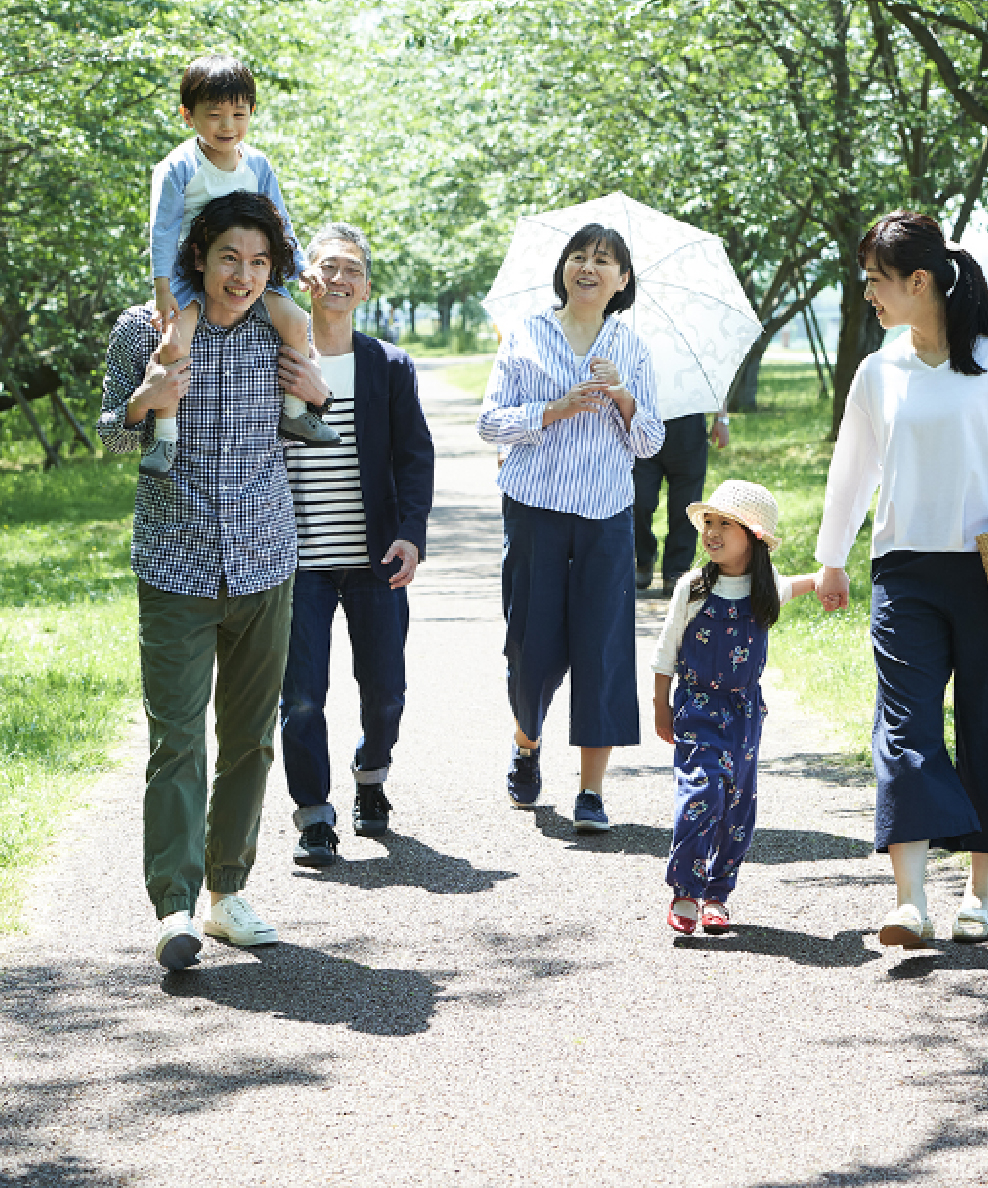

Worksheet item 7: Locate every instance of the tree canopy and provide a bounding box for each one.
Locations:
[3,0,987,459]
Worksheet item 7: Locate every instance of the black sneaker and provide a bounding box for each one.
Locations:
[353,784,392,837]
[293,821,339,867]
[635,564,654,591]
[507,741,541,808]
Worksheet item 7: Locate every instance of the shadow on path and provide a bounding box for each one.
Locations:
[673,924,881,968]
[531,805,872,863]
[292,831,517,895]
[163,940,446,1036]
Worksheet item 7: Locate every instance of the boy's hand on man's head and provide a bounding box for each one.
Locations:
[299,268,327,299]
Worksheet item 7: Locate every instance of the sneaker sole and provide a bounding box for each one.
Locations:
[203,922,278,947]
[878,923,932,949]
[574,819,610,833]
[293,849,337,868]
[507,792,539,809]
[353,821,388,837]
[280,428,342,446]
[156,932,202,971]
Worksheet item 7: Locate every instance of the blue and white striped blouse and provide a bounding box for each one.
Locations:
[477,308,665,519]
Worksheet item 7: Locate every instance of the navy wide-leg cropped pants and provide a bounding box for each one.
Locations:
[871,551,988,853]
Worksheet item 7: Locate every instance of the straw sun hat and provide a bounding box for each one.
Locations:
[686,480,781,551]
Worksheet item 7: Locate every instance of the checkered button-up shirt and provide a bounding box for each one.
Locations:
[98,304,297,597]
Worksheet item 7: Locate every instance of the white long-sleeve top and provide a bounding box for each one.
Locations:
[476,309,665,519]
[650,569,794,677]
[815,334,988,567]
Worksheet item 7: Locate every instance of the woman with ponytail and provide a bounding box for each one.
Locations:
[816,210,988,948]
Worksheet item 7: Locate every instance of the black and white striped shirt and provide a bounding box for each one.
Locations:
[286,352,371,569]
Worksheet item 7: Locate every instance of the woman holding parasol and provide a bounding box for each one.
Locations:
[477,223,664,831]
[816,210,988,946]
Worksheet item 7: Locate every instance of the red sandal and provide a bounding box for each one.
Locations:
[701,901,730,934]
[668,895,700,935]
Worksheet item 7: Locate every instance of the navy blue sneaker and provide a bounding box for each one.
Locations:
[353,784,392,837]
[507,742,541,808]
[294,821,339,867]
[573,790,610,833]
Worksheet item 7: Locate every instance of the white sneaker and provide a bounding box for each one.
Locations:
[878,904,934,949]
[155,910,203,971]
[203,896,278,947]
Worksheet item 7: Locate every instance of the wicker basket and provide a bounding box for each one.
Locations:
[978,533,988,579]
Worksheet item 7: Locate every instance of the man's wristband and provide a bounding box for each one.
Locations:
[714,414,729,425]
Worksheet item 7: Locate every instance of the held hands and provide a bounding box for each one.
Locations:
[382,539,419,588]
[815,566,850,612]
[125,347,192,425]
[278,344,332,407]
[654,699,674,745]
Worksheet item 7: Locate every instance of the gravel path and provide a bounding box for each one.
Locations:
[3,363,988,1188]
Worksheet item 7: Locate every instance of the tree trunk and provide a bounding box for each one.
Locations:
[726,336,768,412]
[409,301,417,334]
[438,293,454,334]
[831,269,885,439]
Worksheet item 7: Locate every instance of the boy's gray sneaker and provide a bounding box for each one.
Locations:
[574,790,610,833]
[139,439,177,477]
[279,408,341,446]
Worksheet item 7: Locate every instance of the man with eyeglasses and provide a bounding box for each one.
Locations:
[276,221,434,864]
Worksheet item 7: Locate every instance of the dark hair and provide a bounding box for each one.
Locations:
[175,192,297,293]
[688,532,780,630]
[180,54,256,112]
[552,223,636,316]
[858,209,988,375]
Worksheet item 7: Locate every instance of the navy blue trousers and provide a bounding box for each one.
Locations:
[632,413,707,581]
[280,567,408,819]
[502,496,639,748]
[871,551,988,852]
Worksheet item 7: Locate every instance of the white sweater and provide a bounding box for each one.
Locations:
[650,569,794,677]
[815,334,988,567]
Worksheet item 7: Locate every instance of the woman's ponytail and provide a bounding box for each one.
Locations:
[944,247,988,375]
[859,210,988,375]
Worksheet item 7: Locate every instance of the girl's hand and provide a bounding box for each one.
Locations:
[654,700,674,744]
[815,566,849,612]
[543,380,610,426]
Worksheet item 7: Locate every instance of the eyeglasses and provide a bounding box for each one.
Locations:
[316,260,366,280]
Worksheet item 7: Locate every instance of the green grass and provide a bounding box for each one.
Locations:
[0,453,142,931]
[442,358,933,766]
[441,360,496,397]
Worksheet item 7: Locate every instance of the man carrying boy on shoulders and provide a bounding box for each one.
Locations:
[98,191,330,970]
[276,222,434,865]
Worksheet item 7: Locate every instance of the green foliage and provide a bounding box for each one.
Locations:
[0,453,141,930]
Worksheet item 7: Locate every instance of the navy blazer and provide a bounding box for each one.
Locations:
[351,332,435,583]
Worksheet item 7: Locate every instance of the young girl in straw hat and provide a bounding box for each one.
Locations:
[652,479,825,934]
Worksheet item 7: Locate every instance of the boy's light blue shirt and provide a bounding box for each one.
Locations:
[150,137,306,307]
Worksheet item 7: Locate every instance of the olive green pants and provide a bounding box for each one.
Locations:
[138,577,293,919]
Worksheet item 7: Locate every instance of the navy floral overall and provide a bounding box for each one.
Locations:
[666,591,769,903]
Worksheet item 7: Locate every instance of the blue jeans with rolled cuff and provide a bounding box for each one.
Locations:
[280,566,408,828]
